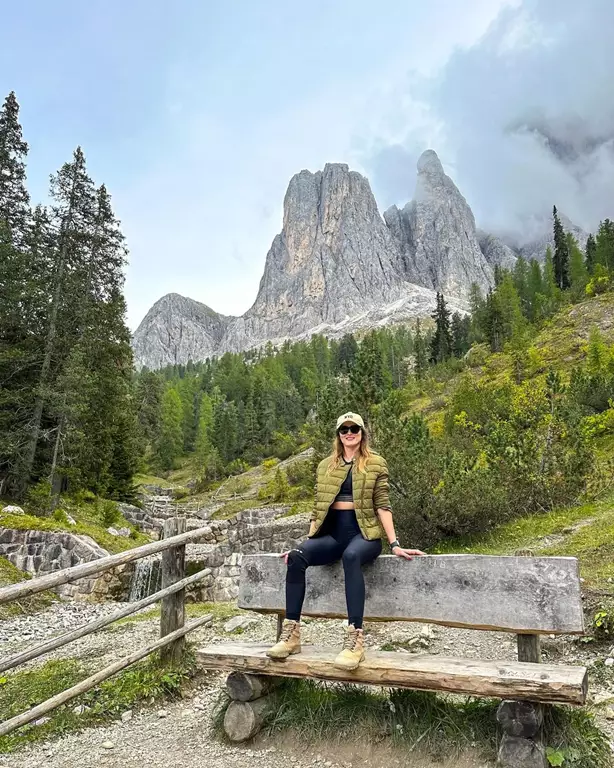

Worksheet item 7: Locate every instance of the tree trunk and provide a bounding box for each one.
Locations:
[225,672,274,702]
[223,697,271,742]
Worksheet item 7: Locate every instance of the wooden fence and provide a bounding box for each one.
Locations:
[0,517,212,737]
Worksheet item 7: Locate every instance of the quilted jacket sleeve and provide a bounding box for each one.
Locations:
[373,456,391,511]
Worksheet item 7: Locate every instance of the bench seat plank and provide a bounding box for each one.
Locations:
[197,642,588,706]
[239,554,585,635]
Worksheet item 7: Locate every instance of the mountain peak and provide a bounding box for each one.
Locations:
[417,149,445,177]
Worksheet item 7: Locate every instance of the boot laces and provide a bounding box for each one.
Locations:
[344,627,359,650]
[279,622,296,642]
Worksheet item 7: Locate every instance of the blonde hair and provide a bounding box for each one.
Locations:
[327,427,372,474]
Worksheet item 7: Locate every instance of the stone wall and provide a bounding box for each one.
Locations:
[0,528,120,598]
[184,509,309,603]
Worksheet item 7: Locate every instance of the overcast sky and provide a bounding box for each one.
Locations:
[2,0,613,329]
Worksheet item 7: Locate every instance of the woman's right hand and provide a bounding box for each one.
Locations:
[280,551,290,564]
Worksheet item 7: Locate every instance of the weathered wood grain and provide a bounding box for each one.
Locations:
[238,554,584,634]
[160,518,186,664]
[226,671,274,701]
[197,643,588,705]
[223,697,271,742]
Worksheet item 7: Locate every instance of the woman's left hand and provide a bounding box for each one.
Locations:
[392,546,426,560]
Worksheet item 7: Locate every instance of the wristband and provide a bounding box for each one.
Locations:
[390,539,400,550]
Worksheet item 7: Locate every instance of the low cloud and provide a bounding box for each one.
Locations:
[363,0,614,238]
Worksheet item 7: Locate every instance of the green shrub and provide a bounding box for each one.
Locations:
[286,458,313,488]
[99,499,120,528]
[271,432,297,460]
[258,467,290,502]
[52,509,69,524]
[262,457,280,472]
[226,458,249,476]
[25,480,52,516]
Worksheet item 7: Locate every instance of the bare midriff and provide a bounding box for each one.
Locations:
[329,501,355,510]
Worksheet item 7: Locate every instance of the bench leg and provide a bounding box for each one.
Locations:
[496,701,547,768]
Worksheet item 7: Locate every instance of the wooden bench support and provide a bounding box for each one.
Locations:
[223,671,276,742]
[495,550,548,767]
[198,643,587,706]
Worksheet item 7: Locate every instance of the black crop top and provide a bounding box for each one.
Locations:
[334,460,353,503]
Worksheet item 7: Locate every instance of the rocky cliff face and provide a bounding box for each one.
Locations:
[477,230,518,271]
[132,293,234,370]
[385,150,493,300]
[512,213,589,263]
[139,150,593,367]
[219,164,410,352]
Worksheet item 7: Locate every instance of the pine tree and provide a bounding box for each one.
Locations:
[17,147,96,495]
[349,331,391,423]
[451,313,470,357]
[512,256,531,317]
[413,319,428,379]
[527,259,543,320]
[595,219,614,271]
[0,92,30,245]
[496,272,525,342]
[429,293,453,364]
[585,233,597,274]
[567,232,588,298]
[552,206,570,290]
[484,290,505,352]
[468,283,486,343]
[156,388,183,470]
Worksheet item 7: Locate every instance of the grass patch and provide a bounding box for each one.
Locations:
[133,473,174,489]
[0,654,196,753]
[214,680,609,767]
[0,556,55,619]
[0,510,149,555]
[433,494,614,590]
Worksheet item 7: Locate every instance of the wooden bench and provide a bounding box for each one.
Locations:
[198,553,588,766]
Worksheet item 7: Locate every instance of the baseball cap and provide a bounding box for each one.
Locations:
[336,412,365,430]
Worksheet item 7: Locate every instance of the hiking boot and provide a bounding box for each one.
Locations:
[333,625,365,670]
[266,620,301,659]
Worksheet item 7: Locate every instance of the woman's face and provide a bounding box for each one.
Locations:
[338,421,363,449]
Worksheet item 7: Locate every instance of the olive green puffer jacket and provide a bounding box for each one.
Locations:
[309,453,391,541]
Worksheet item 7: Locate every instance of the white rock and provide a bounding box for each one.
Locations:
[117,527,131,537]
[73,704,87,715]
[102,740,115,749]
[224,615,258,633]
[65,514,77,525]
[1,505,25,515]
[121,709,133,722]
[34,716,51,726]
[158,709,168,718]
[106,527,119,536]
[605,658,614,667]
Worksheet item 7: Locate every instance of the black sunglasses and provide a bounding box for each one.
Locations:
[338,424,361,435]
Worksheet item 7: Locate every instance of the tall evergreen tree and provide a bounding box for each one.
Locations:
[567,232,588,298]
[552,206,570,290]
[585,233,597,274]
[349,331,391,424]
[451,313,470,358]
[429,292,453,364]
[413,319,428,379]
[0,91,30,245]
[595,219,614,271]
[156,388,183,470]
[484,290,505,353]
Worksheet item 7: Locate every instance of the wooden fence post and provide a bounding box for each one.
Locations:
[160,517,187,665]
[496,549,547,768]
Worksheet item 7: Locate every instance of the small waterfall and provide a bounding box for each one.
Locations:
[128,556,162,602]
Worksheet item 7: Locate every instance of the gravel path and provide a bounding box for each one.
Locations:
[1,599,613,767]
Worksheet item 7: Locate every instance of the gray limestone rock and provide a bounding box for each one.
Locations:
[477,230,518,271]
[385,150,493,300]
[220,163,410,353]
[132,292,235,370]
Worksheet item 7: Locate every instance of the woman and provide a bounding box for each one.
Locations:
[267,411,425,670]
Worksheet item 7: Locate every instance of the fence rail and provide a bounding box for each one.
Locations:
[0,517,212,737]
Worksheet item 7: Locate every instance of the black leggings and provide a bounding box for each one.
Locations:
[285,510,382,629]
